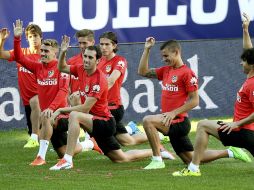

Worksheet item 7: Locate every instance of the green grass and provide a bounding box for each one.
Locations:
[0,125,253,190]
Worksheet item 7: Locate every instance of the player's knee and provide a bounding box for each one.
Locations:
[196,120,207,131]
[143,115,153,128]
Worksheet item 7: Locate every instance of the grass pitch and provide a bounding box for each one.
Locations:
[0,120,253,190]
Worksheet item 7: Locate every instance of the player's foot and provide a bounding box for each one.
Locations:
[172,168,201,177]
[90,137,103,154]
[160,145,175,160]
[127,121,140,135]
[30,156,46,166]
[229,146,252,162]
[24,137,39,148]
[143,160,165,170]
[49,158,73,171]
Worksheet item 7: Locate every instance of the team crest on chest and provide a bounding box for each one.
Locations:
[171,75,178,83]
[85,85,89,93]
[106,65,111,73]
[48,70,54,77]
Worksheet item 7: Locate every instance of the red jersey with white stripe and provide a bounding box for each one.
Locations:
[70,64,111,119]
[14,37,69,111]
[155,64,198,118]
[233,76,254,131]
[67,53,82,93]
[9,49,39,105]
[97,55,127,108]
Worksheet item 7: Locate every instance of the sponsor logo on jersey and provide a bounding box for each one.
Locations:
[237,93,241,103]
[48,70,54,77]
[71,75,78,80]
[117,60,125,68]
[37,78,57,86]
[190,77,198,86]
[161,83,178,92]
[79,91,87,98]
[106,65,111,73]
[60,73,69,79]
[92,84,100,93]
[19,66,33,74]
[85,85,89,93]
[171,75,177,83]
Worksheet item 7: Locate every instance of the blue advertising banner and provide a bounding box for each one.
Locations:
[0,38,248,130]
[0,0,254,50]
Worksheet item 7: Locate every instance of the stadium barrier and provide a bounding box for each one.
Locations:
[0,38,246,130]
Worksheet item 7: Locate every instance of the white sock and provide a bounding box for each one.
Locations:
[80,139,94,151]
[64,154,73,164]
[37,140,49,160]
[152,156,163,162]
[30,133,38,141]
[85,132,91,140]
[125,126,133,135]
[188,162,199,172]
[227,149,234,158]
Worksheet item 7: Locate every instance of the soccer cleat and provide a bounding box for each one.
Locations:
[49,158,73,171]
[143,160,165,170]
[172,168,201,177]
[24,138,39,148]
[90,137,104,154]
[127,121,139,135]
[229,146,252,162]
[30,156,46,166]
[160,145,175,160]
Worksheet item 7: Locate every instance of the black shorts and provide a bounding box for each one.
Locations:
[51,118,69,150]
[91,117,120,154]
[167,117,194,154]
[218,127,254,157]
[24,105,32,135]
[110,105,128,134]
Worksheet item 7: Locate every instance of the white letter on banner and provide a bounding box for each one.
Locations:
[113,0,149,28]
[238,0,254,19]
[151,0,187,26]
[132,80,158,113]
[32,0,58,32]
[191,0,228,24]
[0,88,24,122]
[69,0,109,30]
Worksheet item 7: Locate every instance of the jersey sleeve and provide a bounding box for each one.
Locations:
[70,65,79,77]
[183,69,198,92]
[48,72,69,111]
[14,37,39,73]
[113,57,127,75]
[8,50,15,62]
[155,66,165,81]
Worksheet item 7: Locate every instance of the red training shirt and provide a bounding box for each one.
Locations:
[14,37,69,111]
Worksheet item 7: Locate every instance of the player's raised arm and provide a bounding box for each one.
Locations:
[58,35,71,74]
[138,37,157,78]
[0,28,11,59]
[242,13,253,49]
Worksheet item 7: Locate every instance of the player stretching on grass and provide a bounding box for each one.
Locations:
[138,38,251,170]
[49,36,153,170]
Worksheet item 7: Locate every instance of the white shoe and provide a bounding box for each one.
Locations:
[49,158,73,170]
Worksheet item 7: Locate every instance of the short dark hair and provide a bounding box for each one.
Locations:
[75,29,94,41]
[241,48,254,65]
[25,24,42,38]
[160,40,181,52]
[99,31,118,52]
[85,46,102,60]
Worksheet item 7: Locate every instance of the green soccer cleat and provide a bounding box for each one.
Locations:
[172,168,201,177]
[24,137,39,148]
[143,160,165,170]
[229,146,252,162]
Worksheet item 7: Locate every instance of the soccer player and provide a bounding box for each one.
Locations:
[0,25,41,148]
[13,19,69,165]
[49,36,152,170]
[138,37,251,170]
[97,31,174,159]
[172,13,254,177]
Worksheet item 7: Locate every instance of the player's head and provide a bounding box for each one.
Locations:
[25,23,42,48]
[75,29,95,53]
[82,45,102,72]
[240,48,254,74]
[40,39,59,64]
[160,40,181,67]
[99,31,118,56]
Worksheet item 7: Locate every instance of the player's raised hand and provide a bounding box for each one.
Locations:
[0,28,10,41]
[242,13,250,31]
[144,37,155,49]
[13,19,24,37]
[60,35,70,52]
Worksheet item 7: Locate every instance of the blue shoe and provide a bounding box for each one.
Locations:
[127,121,139,135]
